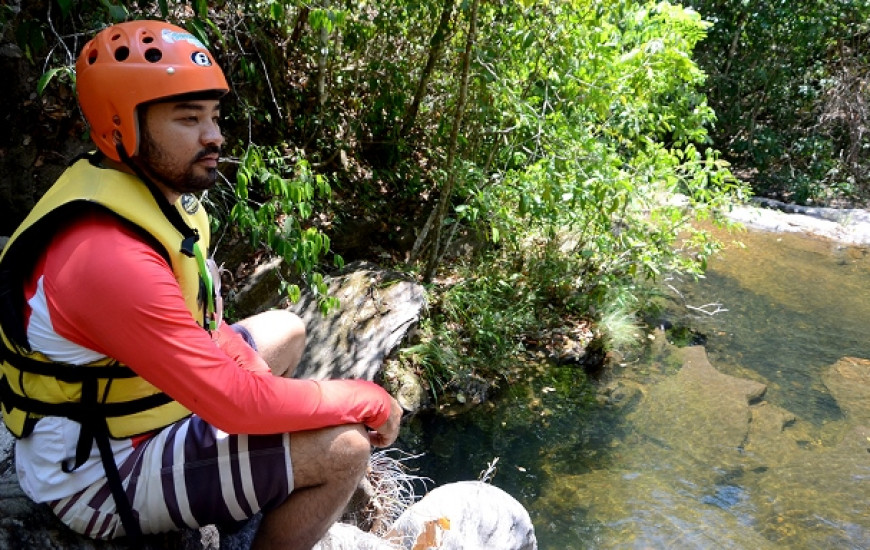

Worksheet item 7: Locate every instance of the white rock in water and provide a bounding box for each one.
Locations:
[389,481,537,550]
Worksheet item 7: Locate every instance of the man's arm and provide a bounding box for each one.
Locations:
[40,212,393,435]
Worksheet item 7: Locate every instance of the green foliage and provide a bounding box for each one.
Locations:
[16,0,749,392]
[470,3,742,309]
[397,2,748,383]
[398,323,460,400]
[403,259,538,386]
[37,66,75,95]
[685,0,870,203]
[227,145,341,314]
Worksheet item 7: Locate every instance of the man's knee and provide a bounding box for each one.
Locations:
[290,425,370,489]
[237,309,307,377]
[331,424,371,472]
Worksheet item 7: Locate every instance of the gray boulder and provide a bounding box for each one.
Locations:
[288,261,427,382]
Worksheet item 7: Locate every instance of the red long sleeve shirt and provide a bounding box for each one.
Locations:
[27,210,392,435]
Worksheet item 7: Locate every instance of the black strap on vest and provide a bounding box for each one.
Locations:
[0,347,178,542]
[0,149,202,543]
[115,143,200,258]
[68,376,143,539]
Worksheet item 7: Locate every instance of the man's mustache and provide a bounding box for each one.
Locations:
[193,145,222,162]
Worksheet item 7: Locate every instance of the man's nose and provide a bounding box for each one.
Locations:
[202,121,224,148]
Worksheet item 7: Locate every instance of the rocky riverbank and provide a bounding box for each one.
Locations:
[728,197,870,245]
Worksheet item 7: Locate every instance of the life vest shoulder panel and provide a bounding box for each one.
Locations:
[0,158,210,438]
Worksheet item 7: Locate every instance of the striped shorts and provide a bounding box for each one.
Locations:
[47,416,294,539]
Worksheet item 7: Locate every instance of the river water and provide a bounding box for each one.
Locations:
[398,226,870,549]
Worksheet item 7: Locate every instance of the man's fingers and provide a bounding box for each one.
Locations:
[368,398,403,447]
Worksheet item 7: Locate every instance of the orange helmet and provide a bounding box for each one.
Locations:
[75,20,229,162]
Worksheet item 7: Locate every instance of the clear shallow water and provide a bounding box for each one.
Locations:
[397,227,870,549]
[672,228,870,425]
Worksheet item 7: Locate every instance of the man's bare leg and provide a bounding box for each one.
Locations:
[236,309,307,377]
[252,424,371,550]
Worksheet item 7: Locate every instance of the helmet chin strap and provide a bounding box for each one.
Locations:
[115,142,199,257]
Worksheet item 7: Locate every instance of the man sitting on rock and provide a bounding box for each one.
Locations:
[0,20,401,549]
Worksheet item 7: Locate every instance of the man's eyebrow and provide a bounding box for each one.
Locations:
[172,102,221,113]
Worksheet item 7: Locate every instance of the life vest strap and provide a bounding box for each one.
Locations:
[0,344,137,381]
[0,374,175,422]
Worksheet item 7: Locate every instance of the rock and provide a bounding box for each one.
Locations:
[821,356,870,423]
[628,345,767,467]
[313,523,394,549]
[306,481,541,550]
[727,198,870,245]
[751,423,870,548]
[389,481,537,550]
[288,261,427,383]
[0,462,207,549]
[227,256,288,316]
[0,419,12,476]
[380,360,430,412]
[599,379,644,410]
[534,466,778,550]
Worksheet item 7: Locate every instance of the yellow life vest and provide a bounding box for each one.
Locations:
[0,156,214,439]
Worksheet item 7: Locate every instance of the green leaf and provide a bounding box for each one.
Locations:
[37,67,64,95]
[193,0,208,19]
[204,18,226,48]
[56,0,73,18]
[286,284,301,303]
[186,18,210,47]
[98,0,128,21]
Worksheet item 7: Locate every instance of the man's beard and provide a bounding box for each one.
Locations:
[136,131,220,194]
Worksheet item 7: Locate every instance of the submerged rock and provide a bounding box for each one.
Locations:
[821,356,870,423]
[628,344,767,468]
[534,341,870,549]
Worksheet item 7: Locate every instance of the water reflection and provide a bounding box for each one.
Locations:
[398,228,870,549]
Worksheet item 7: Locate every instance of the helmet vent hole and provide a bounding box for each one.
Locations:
[114,46,130,62]
[87,51,98,65]
[144,48,163,63]
[111,33,121,41]
[142,36,154,44]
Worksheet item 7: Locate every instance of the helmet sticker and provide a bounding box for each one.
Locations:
[180,194,200,215]
[191,52,212,67]
[161,29,206,49]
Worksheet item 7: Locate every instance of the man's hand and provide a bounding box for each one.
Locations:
[367,397,403,447]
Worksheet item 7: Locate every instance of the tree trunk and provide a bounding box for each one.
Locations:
[723,11,748,77]
[318,23,330,108]
[399,0,456,138]
[422,0,479,282]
